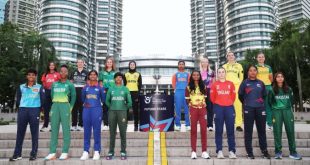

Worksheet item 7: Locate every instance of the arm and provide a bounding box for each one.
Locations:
[239,65,244,82]
[209,83,216,103]
[238,81,245,104]
[123,73,127,86]
[39,86,45,108]
[262,82,267,99]
[69,84,76,109]
[185,87,190,105]
[81,86,86,104]
[98,72,103,84]
[269,66,273,83]
[138,73,142,91]
[126,88,132,108]
[100,86,106,104]
[16,86,21,108]
[69,71,74,82]
[105,89,111,108]
[289,87,294,107]
[230,82,236,102]
[171,74,176,89]
[268,89,274,108]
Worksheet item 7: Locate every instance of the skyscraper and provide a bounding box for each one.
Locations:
[0,0,8,24]
[278,0,310,23]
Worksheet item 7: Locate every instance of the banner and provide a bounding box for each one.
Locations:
[139,94,174,132]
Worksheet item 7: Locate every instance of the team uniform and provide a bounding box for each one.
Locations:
[222,62,243,128]
[105,85,132,158]
[49,80,76,154]
[210,80,236,154]
[201,69,215,129]
[268,87,301,159]
[10,83,44,160]
[70,69,88,129]
[239,79,269,157]
[41,72,60,129]
[81,83,106,153]
[99,70,115,127]
[172,72,190,128]
[256,64,273,127]
[185,86,207,154]
[124,71,142,129]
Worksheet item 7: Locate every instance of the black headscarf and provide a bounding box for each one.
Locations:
[129,60,136,73]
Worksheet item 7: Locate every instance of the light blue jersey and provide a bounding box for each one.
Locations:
[17,84,44,108]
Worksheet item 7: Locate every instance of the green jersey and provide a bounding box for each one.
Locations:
[99,70,115,89]
[51,80,76,109]
[105,85,132,111]
[269,87,293,110]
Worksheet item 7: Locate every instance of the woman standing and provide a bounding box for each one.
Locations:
[80,70,106,160]
[268,72,302,160]
[40,62,60,132]
[238,65,270,159]
[185,70,210,159]
[200,57,215,131]
[99,57,116,131]
[210,67,236,159]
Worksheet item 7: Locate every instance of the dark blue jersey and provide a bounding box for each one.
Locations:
[238,79,266,108]
[82,83,106,108]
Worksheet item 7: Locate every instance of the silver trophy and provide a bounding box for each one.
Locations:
[153,74,161,94]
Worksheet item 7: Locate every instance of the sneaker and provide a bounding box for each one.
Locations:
[262,150,271,159]
[59,153,69,160]
[267,125,273,131]
[40,127,49,132]
[93,151,100,160]
[45,153,56,160]
[80,151,89,160]
[236,126,243,132]
[106,153,114,160]
[208,127,214,132]
[102,125,109,131]
[191,151,197,159]
[289,153,302,160]
[175,126,181,131]
[274,152,282,159]
[201,151,210,159]
[77,126,84,131]
[120,152,127,160]
[229,151,237,159]
[247,153,255,159]
[186,126,191,131]
[134,126,139,132]
[217,151,225,159]
[29,154,36,161]
[70,126,77,131]
[9,155,22,161]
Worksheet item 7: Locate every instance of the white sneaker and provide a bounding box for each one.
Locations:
[80,151,89,160]
[229,151,237,159]
[77,126,84,131]
[217,150,225,159]
[59,153,68,160]
[93,151,100,160]
[208,127,214,131]
[102,125,109,131]
[201,151,210,159]
[40,127,49,132]
[267,126,273,131]
[70,126,77,131]
[186,126,191,131]
[175,126,181,131]
[45,153,56,160]
[191,151,197,159]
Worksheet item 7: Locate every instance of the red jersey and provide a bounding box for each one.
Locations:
[210,80,236,106]
[41,72,61,89]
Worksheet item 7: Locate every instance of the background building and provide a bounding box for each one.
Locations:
[278,0,310,23]
[0,0,8,23]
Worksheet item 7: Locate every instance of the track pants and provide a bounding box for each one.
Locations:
[102,89,109,126]
[108,110,127,154]
[49,103,71,153]
[265,85,272,127]
[244,106,267,155]
[190,107,207,152]
[13,108,40,157]
[174,89,190,127]
[213,104,236,153]
[206,88,214,128]
[72,87,83,127]
[272,108,297,154]
[43,89,52,127]
[83,107,102,152]
[234,84,243,127]
[130,91,139,128]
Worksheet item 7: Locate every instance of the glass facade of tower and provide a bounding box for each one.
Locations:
[0,0,7,23]
[278,0,310,23]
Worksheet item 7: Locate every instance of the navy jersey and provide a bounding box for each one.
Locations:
[82,83,106,108]
[238,79,266,108]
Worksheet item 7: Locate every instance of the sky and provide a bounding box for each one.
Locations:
[122,0,191,57]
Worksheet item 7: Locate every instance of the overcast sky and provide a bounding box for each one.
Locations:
[122,0,191,57]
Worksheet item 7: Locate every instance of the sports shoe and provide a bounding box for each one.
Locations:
[45,153,56,160]
[201,151,210,159]
[186,126,191,131]
[262,150,271,159]
[93,151,100,160]
[9,155,22,161]
[247,153,255,159]
[229,151,237,159]
[217,151,225,159]
[267,125,273,131]
[134,126,139,132]
[70,126,77,131]
[102,125,109,131]
[191,151,197,159]
[175,126,181,131]
[208,127,214,132]
[29,154,36,161]
[120,152,127,160]
[40,126,49,132]
[77,126,84,131]
[80,151,89,160]
[236,126,243,132]
[289,153,302,160]
[106,153,114,160]
[59,153,69,160]
[274,152,282,159]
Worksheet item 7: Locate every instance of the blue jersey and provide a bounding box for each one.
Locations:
[238,79,266,108]
[82,83,106,108]
[173,72,189,90]
[16,83,45,108]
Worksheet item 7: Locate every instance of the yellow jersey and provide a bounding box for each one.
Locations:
[222,62,244,85]
[185,86,206,108]
[256,64,272,85]
[124,72,141,91]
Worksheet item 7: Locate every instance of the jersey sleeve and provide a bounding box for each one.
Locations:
[100,86,106,105]
[209,83,216,103]
[238,81,245,103]
[126,87,132,109]
[81,85,86,104]
[105,88,111,108]
[39,86,45,108]
[123,73,127,86]
[69,83,76,109]
[138,73,142,91]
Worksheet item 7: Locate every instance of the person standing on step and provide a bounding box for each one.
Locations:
[185,70,210,159]
[105,72,132,160]
[45,65,76,160]
[40,62,60,132]
[223,51,244,132]
[210,67,237,159]
[9,69,45,161]
[70,59,88,131]
[124,60,142,131]
[80,70,106,160]
[256,53,273,131]
[238,65,270,159]
[99,57,116,131]
[172,60,190,131]
[268,72,302,160]
[200,56,215,131]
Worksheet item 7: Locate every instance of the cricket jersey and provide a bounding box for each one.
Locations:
[210,81,236,106]
[41,72,61,89]
[70,69,88,87]
[99,70,115,89]
[172,72,190,90]
[105,85,132,111]
[185,86,207,108]
[238,79,266,108]
[256,64,272,86]
[269,87,294,110]
[201,70,215,88]
[124,72,142,92]
[16,83,45,108]
[82,83,106,108]
[222,62,244,85]
[51,80,76,108]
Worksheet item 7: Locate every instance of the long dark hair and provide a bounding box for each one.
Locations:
[246,64,258,78]
[272,72,289,94]
[45,61,57,76]
[188,70,206,94]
